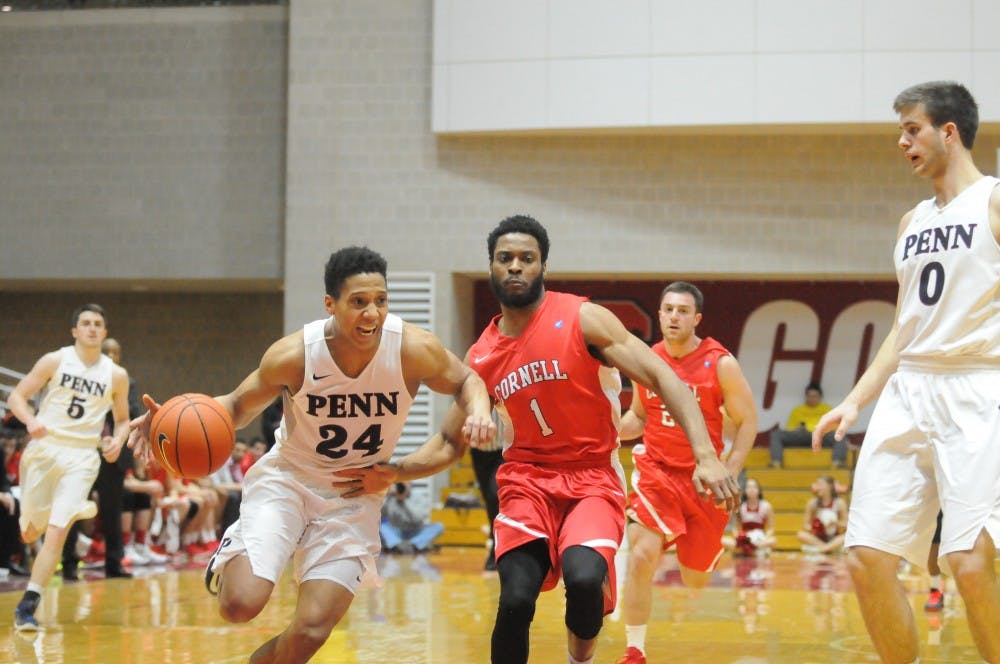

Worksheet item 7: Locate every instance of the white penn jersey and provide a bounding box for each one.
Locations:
[894,176,1000,363]
[37,346,115,447]
[272,313,415,491]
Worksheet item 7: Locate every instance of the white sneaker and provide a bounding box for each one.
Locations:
[136,544,168,565]
[75,533,93,560]
[124,544,150,566]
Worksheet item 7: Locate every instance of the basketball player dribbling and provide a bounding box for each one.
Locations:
[469,216,740,664]
[814,81,1000,663]
[6,304,132,631]
[129,246,495,664]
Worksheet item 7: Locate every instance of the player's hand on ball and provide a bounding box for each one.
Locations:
[127,393,162,463]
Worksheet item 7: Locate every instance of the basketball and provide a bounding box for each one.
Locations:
[149,393,235,479]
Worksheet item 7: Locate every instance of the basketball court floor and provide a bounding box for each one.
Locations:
[0,547,983,663]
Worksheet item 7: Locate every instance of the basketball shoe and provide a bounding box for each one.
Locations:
[616,646,646,663]
[924,588,944,612]
[14,607,39,632]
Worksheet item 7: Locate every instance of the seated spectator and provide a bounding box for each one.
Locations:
[769,382,847,469]
[239,437,268,476]
[722,478,777,557]
[797,475,847,554]
[0,429,28,576]
[380,482,444,554]
[208,439,247,536]
[122,452,168,566]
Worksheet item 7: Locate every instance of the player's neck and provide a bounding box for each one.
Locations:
[664,335,700,359]
[73,342,102,366]
[498,289,546,338]
[931,154,983,208]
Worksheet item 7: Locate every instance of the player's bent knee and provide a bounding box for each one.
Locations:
[218,594,267,623]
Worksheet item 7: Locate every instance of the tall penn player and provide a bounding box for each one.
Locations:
[814,82,1000,663]
[615,282,758,664]
[129,247,495,664]
[470,216,740,664]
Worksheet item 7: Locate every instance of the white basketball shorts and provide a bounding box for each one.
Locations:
[210,452,382,593]
[846,365,1000,566]
[18,437,100,533]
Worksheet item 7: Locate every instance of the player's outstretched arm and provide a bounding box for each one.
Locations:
[717,355,758,476]
[6,351,60,440]
[579,302,739,511]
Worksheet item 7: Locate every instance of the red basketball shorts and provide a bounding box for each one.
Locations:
[494,461,626,613]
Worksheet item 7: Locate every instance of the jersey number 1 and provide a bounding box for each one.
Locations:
[529,398,554,437]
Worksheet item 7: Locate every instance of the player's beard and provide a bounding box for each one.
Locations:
[490,272,544,308]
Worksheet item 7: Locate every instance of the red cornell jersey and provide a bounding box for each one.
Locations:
[469,291,622,466]
[635,337,729,470]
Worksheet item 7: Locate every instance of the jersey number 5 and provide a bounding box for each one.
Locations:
[66,395,86,420]
[315,424,384,459]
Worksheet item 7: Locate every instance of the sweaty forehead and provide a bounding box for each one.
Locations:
[495,233,540,254]
[341,272,387,296]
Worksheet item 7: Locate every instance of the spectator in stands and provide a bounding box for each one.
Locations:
[122,453,168,566]
[381,481,444,554]
[769,383,846,469]
[797,475,847,554]
[722,478,777,557]
[239,437,267,476]
[0,430,28,576]
[208,438,248,536]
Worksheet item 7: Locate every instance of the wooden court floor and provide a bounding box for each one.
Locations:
[0,547,985,663]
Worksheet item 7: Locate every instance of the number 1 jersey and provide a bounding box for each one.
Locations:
[273,313,414,491]
[469,291,622,467]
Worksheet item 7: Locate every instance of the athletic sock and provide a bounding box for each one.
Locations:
[136,530,147,545]
[929,574,941,591]
[568,655,593,664]
[625,624,647,652]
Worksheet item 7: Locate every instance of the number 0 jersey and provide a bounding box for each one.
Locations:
[36,346,115,448]
[468,291,622,467]
[634,337,729,471]
[272,313,414,491]
[894,176,1000,364]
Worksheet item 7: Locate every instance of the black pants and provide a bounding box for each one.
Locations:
[63,454,126,572]
[471,448,504,553]
[0,498,22,568]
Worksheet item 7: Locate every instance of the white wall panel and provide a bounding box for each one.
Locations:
[863,0,972,51]
[449,0,547,62]
[650,0,755,54]
[650,55,755,125]
[757,0,863,52]
[548,0,650,57]
[548,58,649,127]
[757,53,863,123]
[448,62,547,131]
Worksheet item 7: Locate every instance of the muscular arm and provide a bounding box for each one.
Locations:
[618,391,647,441]
[717,354,758,476]
[6,351,60,439]
[579,302,739,509]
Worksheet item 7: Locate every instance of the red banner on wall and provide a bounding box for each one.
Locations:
[473,279,897,436]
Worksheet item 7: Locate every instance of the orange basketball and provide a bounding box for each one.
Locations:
[149,393,235,479]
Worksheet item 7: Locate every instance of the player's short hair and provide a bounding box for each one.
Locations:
[71,303,107,328]
[487,215,550,263]
[893,81,979,149]
[323,246,388,298]
[659,281,704,313]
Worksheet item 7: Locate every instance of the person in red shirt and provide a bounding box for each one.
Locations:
[470,216,739,664]
[615,282,758,663]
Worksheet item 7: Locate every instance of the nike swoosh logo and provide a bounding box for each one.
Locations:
[473,354,491,364]
[313,372,332,380]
